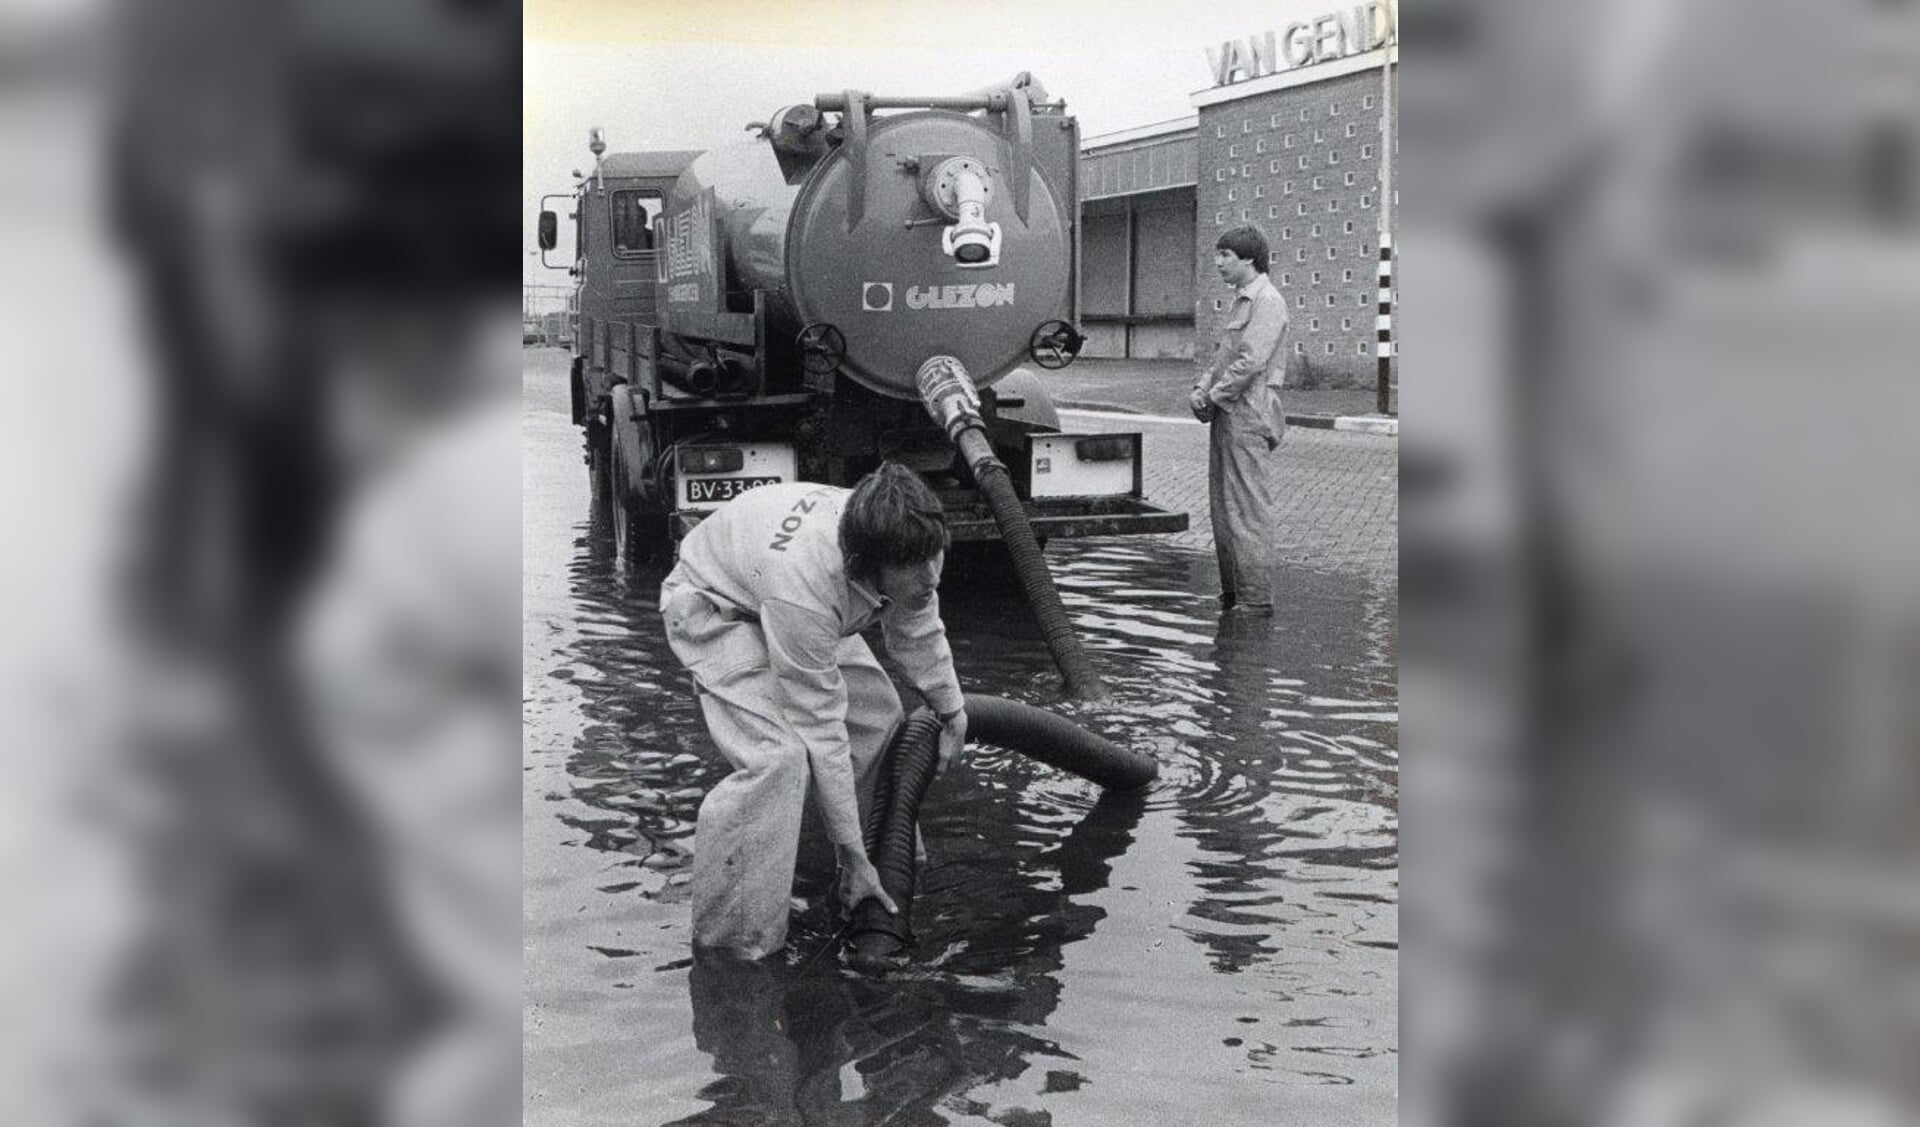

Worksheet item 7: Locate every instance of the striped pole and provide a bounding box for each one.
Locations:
[1376,0,1395,416]
[1377,231,1394,415]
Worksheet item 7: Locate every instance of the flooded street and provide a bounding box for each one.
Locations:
[522,349,1398,1124]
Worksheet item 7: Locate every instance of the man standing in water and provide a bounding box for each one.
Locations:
[660,464,969,960]
[1189,225,1289,617]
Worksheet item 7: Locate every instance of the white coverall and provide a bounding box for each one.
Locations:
[1195,271,1289,608]
[299,395,523,1127]
[659,483,965,959]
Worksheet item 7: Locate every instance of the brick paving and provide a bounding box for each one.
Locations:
[1042,357,1396,420]
[1064,409,1398,582]
[1041,355,1397,583]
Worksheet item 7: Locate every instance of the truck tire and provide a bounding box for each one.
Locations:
[608,437,635,561]
[587,420,613,512]
[608,432,666,565]
[569,356,587,426]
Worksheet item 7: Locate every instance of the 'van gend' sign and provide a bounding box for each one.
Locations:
[1206,3,1393,86]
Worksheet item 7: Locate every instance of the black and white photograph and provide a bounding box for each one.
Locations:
[523,2,1399,1122]
[11,1,1920,1125]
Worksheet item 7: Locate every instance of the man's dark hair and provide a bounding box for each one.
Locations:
[1215,225,1270,273]
[841,463,949,579]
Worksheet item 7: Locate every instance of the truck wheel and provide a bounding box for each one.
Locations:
[612,493,636,563]
[626,503,670,564]
[608,439,665,565]
[587,421,612,511]
[569,356,588,426]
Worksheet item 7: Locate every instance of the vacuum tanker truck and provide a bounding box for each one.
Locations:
[537,74,1187,558]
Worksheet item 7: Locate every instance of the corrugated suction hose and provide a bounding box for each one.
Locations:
[962,693,1156,790]
[918,355,1108,701]
[846,710,943,969]
[844,697,1157,970]
[953,429,1108,701]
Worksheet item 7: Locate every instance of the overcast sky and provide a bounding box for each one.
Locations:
[524,0,1358,284]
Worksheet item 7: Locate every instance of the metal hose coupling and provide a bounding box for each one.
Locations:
[923,157,1001,268]
[917,355,984,441]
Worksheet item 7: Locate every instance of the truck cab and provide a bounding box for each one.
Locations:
[541,150,698,485]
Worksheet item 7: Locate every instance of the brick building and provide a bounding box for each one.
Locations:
[1078,19,1397,391]
[1194,57,1397,388]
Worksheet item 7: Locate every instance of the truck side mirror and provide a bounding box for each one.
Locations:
[538,210,558,251]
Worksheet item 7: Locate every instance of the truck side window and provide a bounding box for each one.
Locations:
[612,190,660,256]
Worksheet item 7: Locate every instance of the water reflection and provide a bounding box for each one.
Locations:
[556,514,717,905]
[671,793,1148,1126]
[527,463,1396,1121]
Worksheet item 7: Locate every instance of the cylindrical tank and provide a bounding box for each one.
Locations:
[667,107,1073,400]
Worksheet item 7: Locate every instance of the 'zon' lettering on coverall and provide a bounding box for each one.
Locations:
[768,495,819,552]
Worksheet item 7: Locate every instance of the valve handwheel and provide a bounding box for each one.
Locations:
[796,323,847,375]
[1027,320,1084,370]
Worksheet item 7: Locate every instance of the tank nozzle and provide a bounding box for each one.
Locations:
[917,355,983,441]
[923,157,1002,268]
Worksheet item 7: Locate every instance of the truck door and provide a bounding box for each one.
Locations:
[610,188,665,326]
[603,187,667,382]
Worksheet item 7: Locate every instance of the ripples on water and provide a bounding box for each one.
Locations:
[524,399,1398,1125]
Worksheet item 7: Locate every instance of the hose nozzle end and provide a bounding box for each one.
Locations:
[917,355,982,440]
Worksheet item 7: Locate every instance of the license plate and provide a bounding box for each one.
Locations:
[685,476,779,504]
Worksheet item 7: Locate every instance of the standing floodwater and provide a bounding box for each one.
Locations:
[523,352,1397,1124]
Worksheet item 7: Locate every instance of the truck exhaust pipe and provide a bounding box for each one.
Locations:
[918,356,1106,700]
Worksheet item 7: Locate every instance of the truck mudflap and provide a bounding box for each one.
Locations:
[672,495,1187,542]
